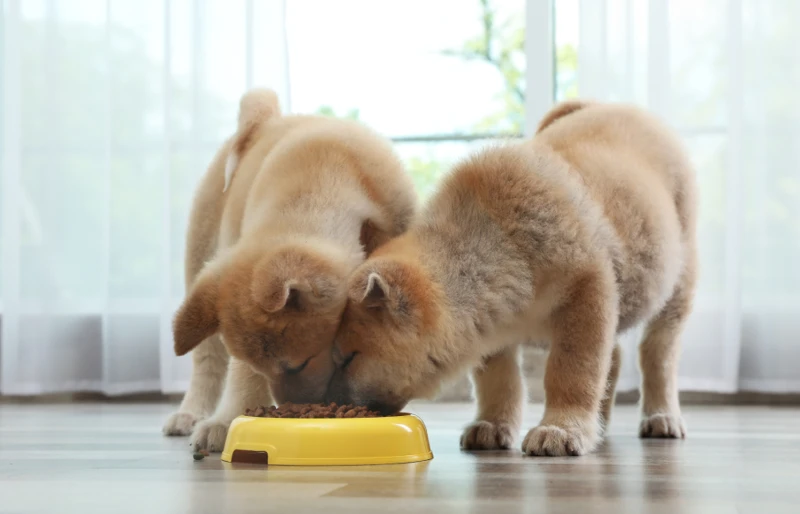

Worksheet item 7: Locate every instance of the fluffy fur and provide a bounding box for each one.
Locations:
[163,88,417,451]
[328,101,697,456]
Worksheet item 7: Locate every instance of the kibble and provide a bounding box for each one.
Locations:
[244,402,383,418]
[192,449,209,461]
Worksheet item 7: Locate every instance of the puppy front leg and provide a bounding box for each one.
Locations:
[191,357,272,452]
[163,334,228,436]
[461,345,525,450]
[522,273,616,457]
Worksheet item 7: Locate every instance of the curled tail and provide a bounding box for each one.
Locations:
[536,100,593,134]
[224,88,282,192]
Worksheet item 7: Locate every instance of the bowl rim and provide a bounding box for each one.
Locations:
[238,411,414,421]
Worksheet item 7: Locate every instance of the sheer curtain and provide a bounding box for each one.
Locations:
[0,0,289,395]
[572,0,800,393]
[2,0,798,397]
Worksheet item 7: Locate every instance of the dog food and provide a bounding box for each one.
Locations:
[245,402,383,418]
[193,449,209,461]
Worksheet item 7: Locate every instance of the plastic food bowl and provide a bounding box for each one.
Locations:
[220,413,433,466]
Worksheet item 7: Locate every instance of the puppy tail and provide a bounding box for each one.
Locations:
[536,100,593,134]
[224,88,282,192]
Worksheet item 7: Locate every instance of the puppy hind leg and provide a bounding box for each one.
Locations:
[638,261,696,439]
[599,342,622,431]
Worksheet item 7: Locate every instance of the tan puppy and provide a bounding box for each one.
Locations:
[329,100,697,456]
[162,88,417,451]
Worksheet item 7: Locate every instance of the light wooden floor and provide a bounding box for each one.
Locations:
[1,402,799,513]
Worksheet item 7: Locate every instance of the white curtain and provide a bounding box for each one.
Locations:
[2,0,798,396]
[0,0,289,395]
[573,0,800,393]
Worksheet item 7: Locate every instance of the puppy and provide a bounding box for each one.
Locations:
[162,88,417,451]
[329,101,697,456]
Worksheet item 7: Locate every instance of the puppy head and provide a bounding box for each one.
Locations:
[173,244,349,404]
[327,257,446,414]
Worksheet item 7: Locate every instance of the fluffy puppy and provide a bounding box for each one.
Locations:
[329,100,697,456]
[162,88,417,451]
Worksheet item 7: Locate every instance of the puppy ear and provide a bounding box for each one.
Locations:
[253,250,346,312]
[256,278,306,313]
[349,263,418,319]
[173,271,220,356]
[255,274,343,313]
[361,272,390,308]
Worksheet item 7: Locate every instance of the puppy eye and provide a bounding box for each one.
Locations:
[341,351,359,370]
[282,356,311,376]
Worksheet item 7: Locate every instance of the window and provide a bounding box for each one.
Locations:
[285,0,535,198]
[4,0,800,394]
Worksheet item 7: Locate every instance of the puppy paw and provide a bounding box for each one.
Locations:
[460,420,517,450]
[639,413,686,439]
[162,411,203,436]
[522,424,596,457]
[190,419,231,452]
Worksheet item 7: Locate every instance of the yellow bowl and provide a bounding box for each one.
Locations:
[220,412,433,466]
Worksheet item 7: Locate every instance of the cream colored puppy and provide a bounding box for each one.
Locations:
[163,88,416,451]
[329,101,697,456]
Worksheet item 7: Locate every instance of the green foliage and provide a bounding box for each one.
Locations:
[315,105,361,120]
[440,0,580,130]
[441,0,525,134]
[406,156,447,199]
[556,43,578,100]
[309,1,581,200]
[405,1,582,199]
